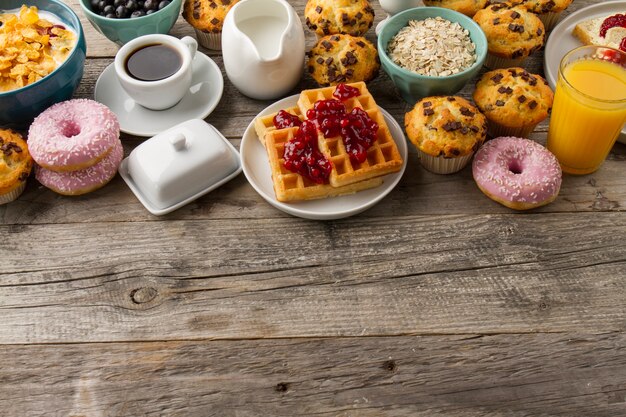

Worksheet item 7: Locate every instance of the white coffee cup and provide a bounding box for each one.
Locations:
[114,34,198,111]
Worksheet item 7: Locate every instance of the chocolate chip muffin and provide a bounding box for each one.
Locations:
[518,0,573,31]
[182,0,239,50]
[422,0,489,17]
[473,67,554,138]
[473,2,545,69]
[405,96,487,174]
[304,0,375,37]
[0,129,32,204]
[307,34,379,86]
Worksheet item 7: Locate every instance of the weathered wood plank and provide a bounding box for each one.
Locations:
[1,213,625,343]
[1,333,625,416]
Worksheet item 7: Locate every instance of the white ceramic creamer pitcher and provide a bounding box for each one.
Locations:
[222,0,305,100]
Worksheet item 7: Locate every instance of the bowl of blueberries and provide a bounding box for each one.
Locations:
[79,0,182,45]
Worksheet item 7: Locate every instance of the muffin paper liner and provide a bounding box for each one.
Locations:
[487,122,537,139]
[417,150,474,174]
[538,11,562,32]
[194,29,221,50]
[0,182,26,205]
[484,54,527,70]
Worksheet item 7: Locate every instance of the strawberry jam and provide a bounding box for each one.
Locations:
[333,83,360,101]
[283,121,331,184]
[306,99,346,138]
[341,108,379,163]
[273,110,302,129]
[600,14,626,51]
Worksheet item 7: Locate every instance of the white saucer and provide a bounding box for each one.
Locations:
[240,95,408,220]
[544,1,626,144]
[94,52,224,137]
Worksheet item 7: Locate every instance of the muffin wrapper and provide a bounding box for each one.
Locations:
[484,54,527,70]
[417,149,474,174]
[194,29,221,50]
[537,12,562,32]
[0,182,26,205]
[487,122,538,139]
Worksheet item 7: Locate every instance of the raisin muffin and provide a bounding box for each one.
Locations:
[304,0,375,37]
[519,0,573,31]
[473,67,554,138]
[405,96,487,174]
[473,2,545,69]
[182,0,239,50]
[422,0,489,17]
[0,129,33,204]
[307,34,379,86]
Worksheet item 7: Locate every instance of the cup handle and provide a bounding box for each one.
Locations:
[181,36,198,59]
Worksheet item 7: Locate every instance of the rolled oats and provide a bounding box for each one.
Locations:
[387,17,476,77]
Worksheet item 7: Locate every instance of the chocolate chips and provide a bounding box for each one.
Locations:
[498,86,513,94]
[508,23,525,33]
[356,41,365,48]
[423,108,435,116]
[442,121,462,132]
[510,11,520,19]
[321,40,332,50]
[493,17,501,25]
[315,5,322,13]
[491,73,504,84]
[340,51,358,66]
[529,100,538,109]
[423,101,432,108]
[316,57,324,64]
[210,17,220,25]
[495,100,505,107]
[518,95,527,103]
[1,141,21,156]
[18,172,29,181]
[460,107,475,117]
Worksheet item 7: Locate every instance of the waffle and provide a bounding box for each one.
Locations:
[254,106,304,148]
[264,127,383,202]
[297,81,403,188]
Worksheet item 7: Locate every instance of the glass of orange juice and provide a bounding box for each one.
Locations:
[547,45,626,175]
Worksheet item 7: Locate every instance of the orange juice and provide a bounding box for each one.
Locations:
[547,52,626,175]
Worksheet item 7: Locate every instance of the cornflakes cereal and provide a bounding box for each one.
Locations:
[0,5,77,92]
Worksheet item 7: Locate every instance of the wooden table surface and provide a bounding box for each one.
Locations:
[2,0,626,415]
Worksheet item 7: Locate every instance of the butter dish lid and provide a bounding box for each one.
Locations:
[119,119,241,215]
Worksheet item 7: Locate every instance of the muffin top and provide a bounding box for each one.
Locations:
[473,67,554,128]
[519,0,573,14]
[304,0,375,37]
[404,96,487,157]
[182,0,239,33]
[473,2,545,58]
[307,34,379,86]
[0,129,32,194]
[422,0,490,17]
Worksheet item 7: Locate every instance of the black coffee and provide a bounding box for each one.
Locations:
[125,43,182,81]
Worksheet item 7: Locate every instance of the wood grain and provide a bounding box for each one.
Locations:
[1,333,626,416]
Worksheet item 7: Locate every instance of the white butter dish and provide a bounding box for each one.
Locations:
[119,119,242,215]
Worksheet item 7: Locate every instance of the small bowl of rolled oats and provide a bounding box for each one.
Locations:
[377,7,487,104]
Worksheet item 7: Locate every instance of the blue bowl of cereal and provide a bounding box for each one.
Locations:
[377,7,487,104]
[0,0,86,130]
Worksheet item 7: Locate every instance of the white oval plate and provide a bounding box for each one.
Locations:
[240,95,408,220]
[544,1,626,143]
[94,52,224,137]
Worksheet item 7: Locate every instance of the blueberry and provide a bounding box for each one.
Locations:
[146,8,156,14]
[105,13,116,18]
[98,0,107,11]
[130,10,145,17]
[137,0,145,8]
[90,0,101,10]
[143,0,157,10]
[158,0,170,10]
[115,5,128,17]
[114,0,125,6]
[126,0,138,11]
[104,0,114,5]
[103,5,115,14]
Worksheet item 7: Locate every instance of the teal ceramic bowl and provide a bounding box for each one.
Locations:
[79,0,183,46]
[0,0,86,130]
[378,7,487,104]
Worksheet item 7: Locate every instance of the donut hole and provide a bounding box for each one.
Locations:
[508,160,523,175]
[60,120,81,138]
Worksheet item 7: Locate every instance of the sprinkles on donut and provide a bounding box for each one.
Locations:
[472,136,562,210]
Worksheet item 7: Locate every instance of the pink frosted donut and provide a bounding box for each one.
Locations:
[35,140,124,196]
[472,137,562,210]
[28,99,120,172]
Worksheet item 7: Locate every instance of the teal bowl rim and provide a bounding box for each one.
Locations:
[78,0,183,24]
[0,0,85,97]
[377,6,488,82]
